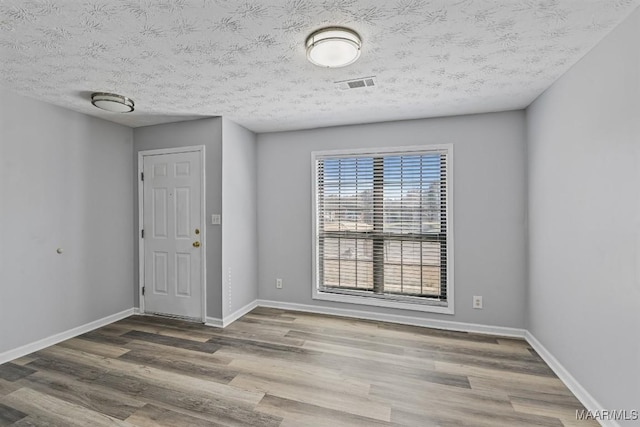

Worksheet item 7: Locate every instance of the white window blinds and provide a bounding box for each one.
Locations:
[314,147,450,304]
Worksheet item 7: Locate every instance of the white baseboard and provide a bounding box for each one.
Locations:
[0,308,135,365]
[205,317,224,328]
[524,331,616,427]
[206,299,259,329]
[223,300,259,327]
[133,307,141,315]
[257,299,526,338]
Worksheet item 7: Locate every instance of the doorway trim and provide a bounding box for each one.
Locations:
[137,145,206,322]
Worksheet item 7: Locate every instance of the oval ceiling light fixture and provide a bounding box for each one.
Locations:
[91,92,135,113]
[306,27,361,68]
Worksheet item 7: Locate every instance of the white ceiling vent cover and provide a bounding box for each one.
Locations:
[335,76,376,90]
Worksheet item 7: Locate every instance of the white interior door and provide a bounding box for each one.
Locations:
[142,150,203,320]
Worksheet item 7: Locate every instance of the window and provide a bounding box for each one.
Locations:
[312,145,453,314]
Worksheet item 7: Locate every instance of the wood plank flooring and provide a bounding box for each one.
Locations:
[0,308,596,426]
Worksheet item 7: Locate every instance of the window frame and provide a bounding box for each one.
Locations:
[311,144,454,315]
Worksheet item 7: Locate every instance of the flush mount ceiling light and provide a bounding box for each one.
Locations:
[306,27,361,68]
[91,92,135,113]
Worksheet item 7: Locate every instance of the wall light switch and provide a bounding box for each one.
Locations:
[211,214,221,225]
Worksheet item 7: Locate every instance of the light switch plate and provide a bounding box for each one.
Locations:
[211,214,221,225]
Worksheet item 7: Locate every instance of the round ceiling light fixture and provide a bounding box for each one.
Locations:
[306,27,361,68]
[91,92,135,113]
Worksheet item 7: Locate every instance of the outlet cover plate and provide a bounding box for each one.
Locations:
[473,296,483,309]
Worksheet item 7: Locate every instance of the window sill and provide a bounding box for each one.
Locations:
[312,290,454,315]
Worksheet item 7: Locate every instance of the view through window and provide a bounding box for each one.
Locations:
[314,147,450,307]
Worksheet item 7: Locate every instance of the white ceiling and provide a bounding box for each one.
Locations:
[1,0,638,133]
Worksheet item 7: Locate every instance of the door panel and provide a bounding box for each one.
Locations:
[153,252,168,294]
[153,188,168,237]
[176,253,191,296]
[175,188,191,238]
[143,150,202,320]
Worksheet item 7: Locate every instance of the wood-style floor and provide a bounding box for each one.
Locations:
[0,307,595,427]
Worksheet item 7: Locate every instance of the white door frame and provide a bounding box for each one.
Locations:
[137,145,206,322]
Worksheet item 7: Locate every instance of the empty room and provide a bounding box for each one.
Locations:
[1,1,638,426]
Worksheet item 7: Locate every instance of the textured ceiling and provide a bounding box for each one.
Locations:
[1,1,638,132]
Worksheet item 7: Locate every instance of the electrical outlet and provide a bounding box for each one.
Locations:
[276,278,283,289]
[473,296,483,309]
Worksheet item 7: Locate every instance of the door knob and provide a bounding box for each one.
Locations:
[193,241,200,248]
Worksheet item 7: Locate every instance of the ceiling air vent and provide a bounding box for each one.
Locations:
[335,76,376,90]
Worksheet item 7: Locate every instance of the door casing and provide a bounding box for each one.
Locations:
[137,145,206,322]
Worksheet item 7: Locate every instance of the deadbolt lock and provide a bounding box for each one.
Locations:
[195,228,200,235]
[193,241,201,248]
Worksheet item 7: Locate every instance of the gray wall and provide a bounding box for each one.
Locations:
[257,111,527,328]
[0,88,134,353]
[527,7,640,420]
[221,118,258,317]
[133,118,223,319]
